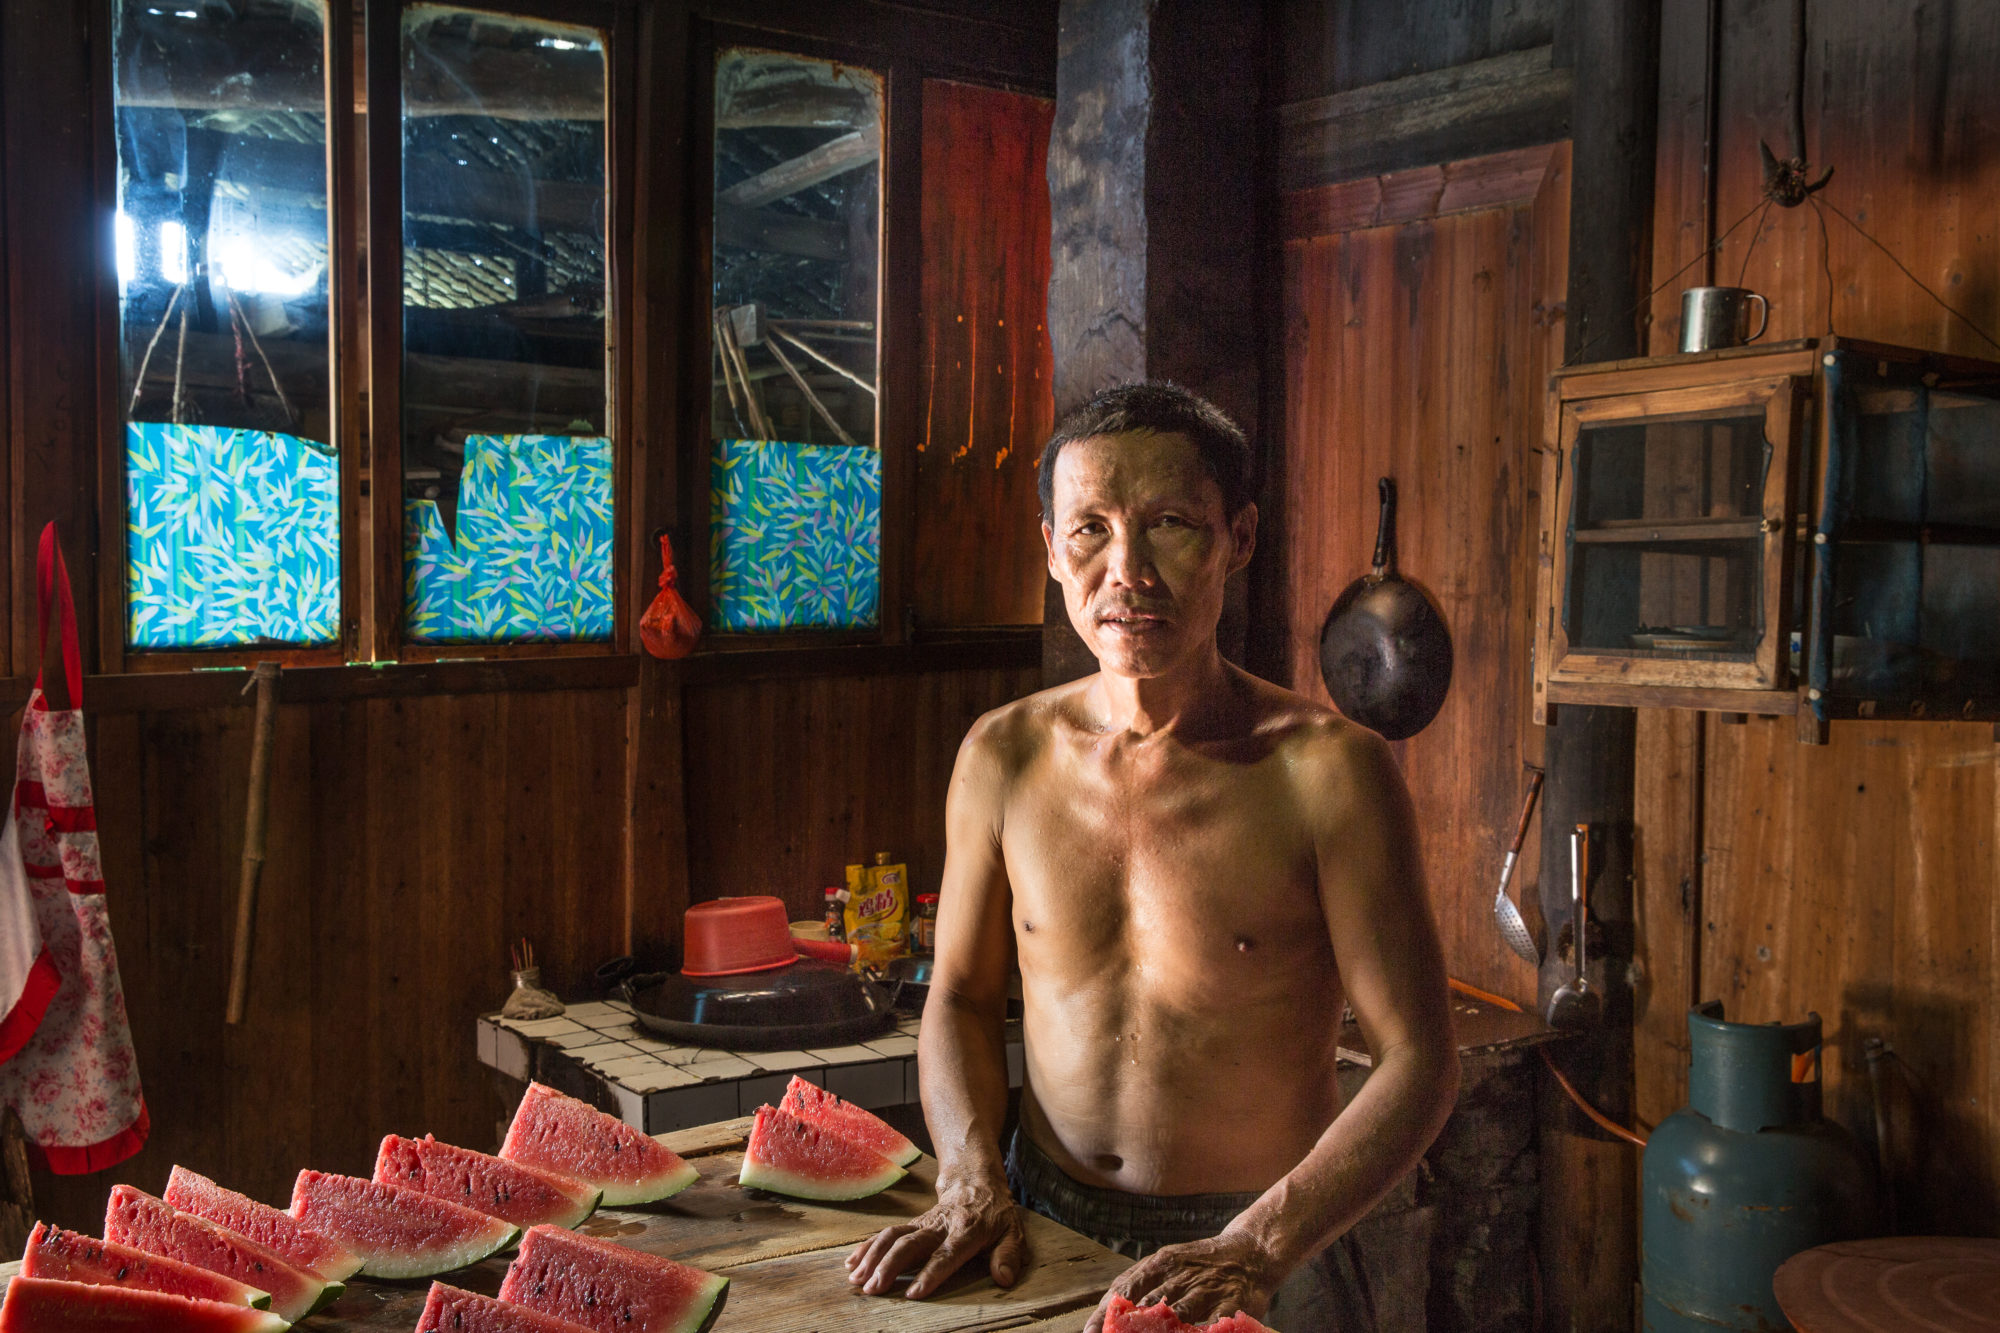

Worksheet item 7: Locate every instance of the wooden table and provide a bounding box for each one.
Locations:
[1774,1236,2000,1332]
[304,1116,1129,1333]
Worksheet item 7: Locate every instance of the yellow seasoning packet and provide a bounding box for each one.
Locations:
[844,852,909,956]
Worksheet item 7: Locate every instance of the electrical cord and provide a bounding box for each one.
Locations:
[1447,977,1649,1148]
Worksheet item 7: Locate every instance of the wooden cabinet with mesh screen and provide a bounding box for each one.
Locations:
[1532,338,2000,741]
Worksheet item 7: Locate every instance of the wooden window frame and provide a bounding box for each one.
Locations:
[97,0,637,673]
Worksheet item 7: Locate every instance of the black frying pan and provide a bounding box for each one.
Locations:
[1317,477,1454,741]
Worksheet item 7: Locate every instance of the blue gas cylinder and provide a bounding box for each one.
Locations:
[1641,1003,1877,1331]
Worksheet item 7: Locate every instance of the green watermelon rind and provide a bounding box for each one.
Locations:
[779,1076,923,1168]
[104,1185,334,1325]
[736,1153,906,1201]
[499,1224,730,1333]
[0,1275,292,1333]
[166,1165,368,1283]
[375,1134,605,1230]
[290,1172,522,1282]
[22,1223,274,1311]
[601,1156,699,1208]
[501,1083,701,1208]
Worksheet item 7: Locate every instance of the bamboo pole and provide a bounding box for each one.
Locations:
[765,334,861,448]
[226,662,281,1025]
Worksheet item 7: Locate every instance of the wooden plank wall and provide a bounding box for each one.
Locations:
[684,665,1041,920]
[1277,144,1569,1000]
[914,80,1055,629]
[1633,0,2000,1235]
[21,690,632,1231]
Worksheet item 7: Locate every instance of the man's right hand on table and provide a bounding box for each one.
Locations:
[845,1175,1028,1299]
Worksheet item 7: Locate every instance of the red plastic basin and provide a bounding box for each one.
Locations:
[682,895,797,976]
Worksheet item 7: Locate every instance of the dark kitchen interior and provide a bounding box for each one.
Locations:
[0,0,1997,1329]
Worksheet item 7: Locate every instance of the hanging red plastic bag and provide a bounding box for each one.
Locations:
[640,532,702,660]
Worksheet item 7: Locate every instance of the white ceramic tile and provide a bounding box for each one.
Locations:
[803,1044,879,1066]
[862,1034,918,1058]
[741,1048,824,1072]
[621,1065,701,1094]
[596,1055,673,1080]
[659,1044,732,1066]
[736,1073,795,1110]
[562,1001,624,1022]
[476,1019,497,1068]
[683,1054,756,1082]
[510,1017,586,1038]
[580,1014,644,1033]
[825,1060,906,1110]
[544,1030,613,1050]
[895,1014,924,1035]
[611,1083,645,1129]
[496,1029,531,1081]
[577,1042,643,1067]
[647,1082,740,1135]
[626,1036,679,1053]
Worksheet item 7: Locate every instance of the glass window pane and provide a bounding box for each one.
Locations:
[709,49,882,633]
[114,0,339,650]
[400,8,611,644]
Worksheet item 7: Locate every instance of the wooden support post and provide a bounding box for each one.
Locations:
[1537,2,1659,1330]
[1043,0,1263,685]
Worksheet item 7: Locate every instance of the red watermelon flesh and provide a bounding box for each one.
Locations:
[500,1082,699,1207]
[166,1165,365,1282]
[290,1170,520,1281]
[417,1282,596,1333]
[779,1074,921,1166]
[377,1133,601,1229]
[737,1103,906,1200]
[21,1223,270,1310]
[104,1184,337,1324]
[499,1225,727,1333]
[1102,1295,1277,1333]
[0,1275,289,1333]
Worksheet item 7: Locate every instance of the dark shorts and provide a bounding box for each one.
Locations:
[1006,1130,1376,1333]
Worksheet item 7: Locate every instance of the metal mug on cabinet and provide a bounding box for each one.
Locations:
[1680,286,1770,353]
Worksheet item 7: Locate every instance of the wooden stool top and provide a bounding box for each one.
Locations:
[1775,1237,2000,1333]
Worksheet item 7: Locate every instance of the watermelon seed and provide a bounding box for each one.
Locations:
[114,1266,128,1280]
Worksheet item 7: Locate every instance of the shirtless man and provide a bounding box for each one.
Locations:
[846,383,1459,1330]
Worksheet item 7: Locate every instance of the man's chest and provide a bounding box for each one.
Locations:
[998,743,1324,959]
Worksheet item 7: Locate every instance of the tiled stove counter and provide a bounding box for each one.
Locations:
[476,1000,1024,1135]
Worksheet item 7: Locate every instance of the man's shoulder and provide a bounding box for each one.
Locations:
[962,677,1093,762]
[1234,672,1399,800]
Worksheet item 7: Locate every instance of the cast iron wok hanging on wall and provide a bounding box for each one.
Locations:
[1318,477,1454,741]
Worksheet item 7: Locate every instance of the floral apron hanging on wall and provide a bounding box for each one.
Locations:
[0,523,149,1171]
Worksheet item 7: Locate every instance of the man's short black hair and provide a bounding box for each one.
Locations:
[1038,381,1254,522]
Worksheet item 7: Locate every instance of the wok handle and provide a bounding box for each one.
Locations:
[1371,477,1397,574]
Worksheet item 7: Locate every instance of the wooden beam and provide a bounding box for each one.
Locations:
[1536,2,1660,1330]
[1277,46,1572,190]
[717,126,880,211]
[1281,142,1561,239]
[1045,0,1263,685]
[713,203,847,262]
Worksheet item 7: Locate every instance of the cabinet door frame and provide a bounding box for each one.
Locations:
[1536,373,1809,703]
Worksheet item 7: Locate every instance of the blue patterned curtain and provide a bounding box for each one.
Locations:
[125,422,341,648]
[404,433,614,643]
[709,437,881,631]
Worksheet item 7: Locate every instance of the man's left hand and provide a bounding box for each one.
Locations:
[1080,1232,1281,1333]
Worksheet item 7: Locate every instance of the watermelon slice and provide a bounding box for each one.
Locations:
[165,1166,365,1282]
[498,1225,727,1333]
[737,1103,906,1200]
[500,1082,699,1207]
[376,1133,600,1230]
[779,1074,921,1166]
[1102,1294,1278,1333]
[104,1184,338,1324]
[0,1275,290,1333]
[21,1223,271,1310]
[417,1282,596,1333]
[290,1169,520,1280]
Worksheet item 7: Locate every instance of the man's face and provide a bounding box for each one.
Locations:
[1042,430,1257,679]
